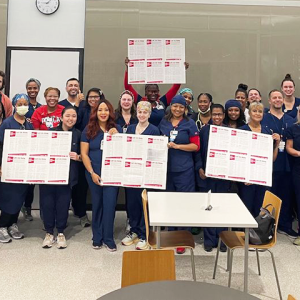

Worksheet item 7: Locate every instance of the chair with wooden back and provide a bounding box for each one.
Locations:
[142,189,196,281]
[213,191,282,300]
[121,249,176,288]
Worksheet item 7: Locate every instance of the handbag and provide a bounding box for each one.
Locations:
[249,204,276,245]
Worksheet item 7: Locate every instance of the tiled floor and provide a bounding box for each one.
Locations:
[1,211,299,300]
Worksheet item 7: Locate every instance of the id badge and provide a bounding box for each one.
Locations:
[169,130,178,142]
[123,127,127,133]
[100,140,104,150]
[279,140,285,152]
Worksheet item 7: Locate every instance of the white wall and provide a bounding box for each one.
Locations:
[7,0,85,48]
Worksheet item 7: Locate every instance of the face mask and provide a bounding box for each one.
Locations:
[198,107,210,115]
[16,105,29,116]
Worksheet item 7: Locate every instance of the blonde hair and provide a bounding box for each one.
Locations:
[137,101,152,113]
[249,101,264,112]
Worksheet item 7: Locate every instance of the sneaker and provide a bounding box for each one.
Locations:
[278,228,298,239]
[204,245,213,252]
[122,232,138,246]
[104,244,117,252]
[293,236,300,246]
[42,233,55,248]
[8,224,24,239]
[92,242,102,250]
[176,247,186,254]
[136,239,149,250]
[21,206,33,222]
[57,233,67,249]
[220,244,227,252]
[0,227,12,243]
[80,215,91,228]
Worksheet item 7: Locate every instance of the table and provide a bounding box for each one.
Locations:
[98,280,259,300]
[147,192,258,293]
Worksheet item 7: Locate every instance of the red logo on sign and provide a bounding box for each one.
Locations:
[129,62,134,67]
[50,158,55,164]
[209,152,215,158]
[250,158,256,164]
[148,138,153,143]
[31,132,37,138]
[129,40,134,45]
[252,134,257,140]
[10,131,16,137]
[105,160,110,166]
[231,130,237,136]
[7,156,13,162]
[146,161,151,167]
[147,62,152,67]
[165,62,170,67]
[230,155,235,160]
[125,162,130,167]
[127,137,132,142]
[212,127,217,133]
[29,158,34,164]
[166,40,170,45]
[106,136,112,141]
[147,39,152,45]
[52,133,57,139]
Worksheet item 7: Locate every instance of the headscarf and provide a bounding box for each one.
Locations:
[171,95,186,106]
[12,93,29,106]
[179,88,194,101]
[225,99,242,110]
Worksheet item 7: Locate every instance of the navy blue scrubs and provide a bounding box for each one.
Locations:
[40,125,81,234]
[286,124,300,235]
[125,123,160,239]
[262,112,295,232]
[81,125,122,248]
[194,124,231,247]
[0,116,33,216]
[25,102,42,119]
[115,113,138,133]
[238,124,272,217]
[159,117,198,231]
[282,97,300,119]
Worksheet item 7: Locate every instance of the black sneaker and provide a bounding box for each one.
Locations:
[220,244,227,252]
[204,245,213,252]
[277,228,298,239]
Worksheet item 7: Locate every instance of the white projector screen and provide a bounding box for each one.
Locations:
[9,50,81,104]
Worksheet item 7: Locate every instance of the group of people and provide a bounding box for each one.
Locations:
[0,64,300,254]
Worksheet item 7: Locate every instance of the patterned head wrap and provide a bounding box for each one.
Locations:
[179,88,194,101]
[12,93,29,106]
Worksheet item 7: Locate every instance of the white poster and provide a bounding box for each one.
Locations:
[1,130,72,184]
[128,38,186,84]
[101,134,168,189]
[206,126,273,187]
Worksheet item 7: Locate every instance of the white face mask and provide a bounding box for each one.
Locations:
[16,105,29,116]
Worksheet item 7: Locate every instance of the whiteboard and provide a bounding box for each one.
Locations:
[9,50,81,104]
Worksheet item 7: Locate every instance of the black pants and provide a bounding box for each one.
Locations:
[0,211,19,228]
[71,164,88,218]
[24,185,35,208]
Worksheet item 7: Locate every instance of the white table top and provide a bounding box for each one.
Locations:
[148,192,258,228]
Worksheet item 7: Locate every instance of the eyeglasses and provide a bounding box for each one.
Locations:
[88,96,100,100]
[212,113,224,117]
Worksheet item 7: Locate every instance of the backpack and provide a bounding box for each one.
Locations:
[249,204,276,245]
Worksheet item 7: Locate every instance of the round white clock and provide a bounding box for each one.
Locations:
[36,0,60,15]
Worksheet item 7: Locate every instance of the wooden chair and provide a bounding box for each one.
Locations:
[287,295,297,300]
[142,189,196,281]
[121,249,175,287]
[213,191,282,300]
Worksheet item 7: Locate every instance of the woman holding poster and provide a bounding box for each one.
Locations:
[121,101,159,250]
[159,95,199,254]
[195,104,230,252]
[238,101,280,217]
[0,94,33,243]
[40,107,81,249]
[81,99,121,251]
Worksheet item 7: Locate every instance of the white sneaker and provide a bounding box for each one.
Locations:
[122,232,138,246]
[42,233,55,248]
[136,239,149,250]
[0,227,12,243]
[57,233,67,249]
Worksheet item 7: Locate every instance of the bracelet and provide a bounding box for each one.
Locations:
[89,170,94,176]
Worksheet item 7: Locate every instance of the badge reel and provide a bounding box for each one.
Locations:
[100,140,104,150]
[278,140,285,153]
[169,130,178,142]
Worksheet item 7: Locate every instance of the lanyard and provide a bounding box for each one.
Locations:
[270,113,286,138]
